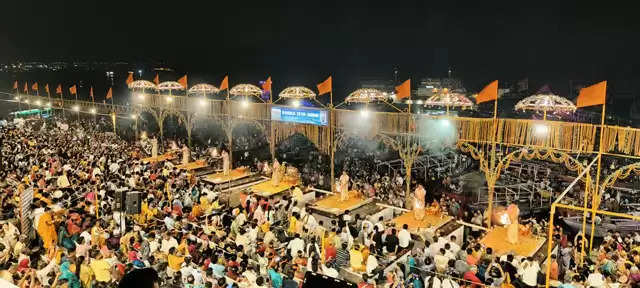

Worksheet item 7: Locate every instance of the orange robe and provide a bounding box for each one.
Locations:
[37,212,57,252]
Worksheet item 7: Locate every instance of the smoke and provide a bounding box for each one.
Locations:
[340,110,375,138]
[416,118,458,153]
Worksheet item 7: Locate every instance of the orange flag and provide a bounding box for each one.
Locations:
[45,84,50,95]
[106,87,113,100]
[316,76,332,96]
[13,81,17,90]
[126,72,134,85]
[577,81,607,108]
[24,82,28,93]
[69,85,77,95]
[262,76,272,92]
[154,73,160,85]
[90,86,95,102]
[219,75,229,90]
[32,82,38,91]
[56,84,62,94]
[476,80,498,104]
[395,79,411,99]
[178,75,187,89]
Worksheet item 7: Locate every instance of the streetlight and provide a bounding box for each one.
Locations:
[241,99,249,108]
[131,114,137,119]
[35,100,41,106]
[73,105,80,112]
[90,108,96,114]
[138,69,142,77]
[24,100,30,104]
[166,96,173,103]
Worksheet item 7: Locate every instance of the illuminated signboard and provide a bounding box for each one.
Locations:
[271,106,328,126]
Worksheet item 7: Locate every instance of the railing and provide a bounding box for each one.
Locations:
[10,91,640,160]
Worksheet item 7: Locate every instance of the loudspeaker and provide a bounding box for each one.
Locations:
[302,272,356,288]
[115,190,127,212]
[125,192,143,214]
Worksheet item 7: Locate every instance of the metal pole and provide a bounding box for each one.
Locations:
[590,103,607,250]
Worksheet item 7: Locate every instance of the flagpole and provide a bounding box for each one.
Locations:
[60,86,65,118]
[330,90,335,195]
[76,83,80,121]
[590,101,606,250]
[111,88,116,134]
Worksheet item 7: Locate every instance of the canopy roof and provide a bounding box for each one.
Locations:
[345,88,388,103]
[278,86,316,99]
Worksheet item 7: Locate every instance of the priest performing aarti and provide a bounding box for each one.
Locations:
[272,159,281,186]
[181,145,190,165]
[221,149,230,176]
[506,203,520,244]
[339,170,350,201]
[414,184,426,220]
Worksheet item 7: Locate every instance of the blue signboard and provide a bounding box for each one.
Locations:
[271,106,328,126]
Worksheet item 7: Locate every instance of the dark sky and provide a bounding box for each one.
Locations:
[2,0,639,93]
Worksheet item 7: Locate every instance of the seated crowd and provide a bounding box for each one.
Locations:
[0,115,638,288]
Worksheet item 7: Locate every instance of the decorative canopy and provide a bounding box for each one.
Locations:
[128,80,157,90]
[230,84,262,97]
[514,93,576,113]
[423,88,474,109]
[188,83,219,95]
[345,88,388,103]
[158,81,186,91]
[278,86,316,99]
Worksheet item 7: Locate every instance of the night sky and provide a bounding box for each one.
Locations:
[2,0,639,94]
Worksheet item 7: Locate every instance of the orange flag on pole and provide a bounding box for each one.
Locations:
[178,75,187,89]
[13,81,18,90]
[32,82,38,91]
[126,72,134,85]
[395,79,411,99]
[106,87,113,100]
[219,75,229,90]
[316,76,332,96]
[90,86,95,102]
[56,84,62,94]
[154,73,160,85]
[24,82,28,93]
[476,80,498,104]
[45,84,50,95]
[262,76,272,92]
[577,81,607,108]
[69,85,77,95]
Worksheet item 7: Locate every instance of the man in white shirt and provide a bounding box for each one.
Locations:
[160,233,178,254]
[519,258,540,288]
[448,235,460,254]
[287,233,306,258]
[586,269,605,288]
[398,224,411,250]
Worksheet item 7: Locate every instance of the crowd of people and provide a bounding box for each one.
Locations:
[1,114,640,288]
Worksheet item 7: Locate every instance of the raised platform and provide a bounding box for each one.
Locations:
[141,152,177,164]
[479,226,546,258]
[201,167,251,185]
[390,211,453,233]
[176,159,207,170]
[176,160,215,176]
[309,191,373,217]
[250,181,294,198]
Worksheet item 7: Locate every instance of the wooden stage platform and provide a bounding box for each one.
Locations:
[176,159,208,170]
[249,181,294,197]
[141,152,176,164]
[390,211,453,233]
[201,167,250,185]
[309,191,373,217]
[479,226,546,258]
